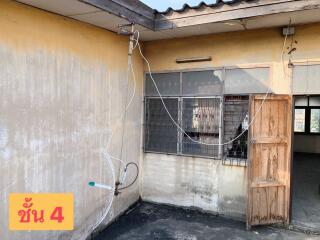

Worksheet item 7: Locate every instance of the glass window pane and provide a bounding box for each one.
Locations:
[145,98,178,153]
[181,98,220,157]
[295,96,308,106]
[310,109,320,133]
[309,96,320,106]
[145,72,180,96]
[294,109,305,132]
[225,68,270,94]
[182,70,223,96]
[293,65,320,94]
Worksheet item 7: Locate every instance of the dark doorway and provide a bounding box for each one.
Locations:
[292,95,320,231]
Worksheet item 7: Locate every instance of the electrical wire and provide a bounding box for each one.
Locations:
[106,30,139,168]
[106,56,136,152]
[109,31,139,176]
[88,33,138,237]
[88,20,291,236]
[133,23,291,146]
[281,19,292,82]
[118,57,131,178]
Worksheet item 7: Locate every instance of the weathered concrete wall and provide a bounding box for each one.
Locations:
[142,154,247,220]
[141,23,320,220]
[0,1,143,239]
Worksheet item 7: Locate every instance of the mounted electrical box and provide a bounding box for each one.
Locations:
[282,26,295,36]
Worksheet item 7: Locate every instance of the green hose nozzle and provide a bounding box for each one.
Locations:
[88,182,95,187]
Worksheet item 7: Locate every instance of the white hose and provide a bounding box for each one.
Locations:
[135,36,270,146]
[87,21,290,237]
[107,56,136,162]
[88,37,137,237]
[89,150,116,234]
[134,24,291,146]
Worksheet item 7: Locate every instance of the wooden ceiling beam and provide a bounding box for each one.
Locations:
[80,0,155,30]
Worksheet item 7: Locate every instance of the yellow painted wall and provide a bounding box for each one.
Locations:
[143,23,320,94]
[0,0,134,67]
[0,1,143,240]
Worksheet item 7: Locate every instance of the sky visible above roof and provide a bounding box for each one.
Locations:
[140,0,218,12]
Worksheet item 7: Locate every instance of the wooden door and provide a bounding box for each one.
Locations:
[247,95,292,228]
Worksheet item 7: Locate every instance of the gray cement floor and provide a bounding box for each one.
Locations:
[292,153,320,231]
[94,202,320,240]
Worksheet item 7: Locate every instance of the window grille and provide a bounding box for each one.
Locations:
[144,97,221,157]
[144,98,179,153]
[222,96,249,167]
[144,69,265,162]
[144,71,223,158]
[181,98,221,157]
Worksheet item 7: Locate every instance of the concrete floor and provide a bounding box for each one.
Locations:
[94,202,319,240]
[292,153,320,231]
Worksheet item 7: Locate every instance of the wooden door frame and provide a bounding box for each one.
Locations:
[289,95,295,224]
[246,95,253,230]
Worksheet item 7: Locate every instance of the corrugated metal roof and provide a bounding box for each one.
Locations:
[155,0,251,14]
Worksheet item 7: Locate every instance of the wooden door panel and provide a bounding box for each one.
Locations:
[250,186,287,225]
[251,144,287,182]
[252,99,290,139]
[247,95,292,228]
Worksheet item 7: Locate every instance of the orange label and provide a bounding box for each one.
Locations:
[9,193,74,230]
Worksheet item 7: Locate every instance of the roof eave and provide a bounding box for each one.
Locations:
[80,0,155,30]
[155,0,320,31]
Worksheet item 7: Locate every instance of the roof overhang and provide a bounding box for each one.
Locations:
[15,0,320,41]
[80,0,155,30]
[155,0,320,30]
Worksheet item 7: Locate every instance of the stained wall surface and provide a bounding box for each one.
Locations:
[0,1,143,239]
[142,154,247,219]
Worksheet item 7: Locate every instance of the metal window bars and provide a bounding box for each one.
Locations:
[222,96,249,167]
[144,96,222,158]
[143,70,250,164]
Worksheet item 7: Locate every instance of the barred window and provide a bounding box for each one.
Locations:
[144,70,223,158]
[144,69,262,161]
[144,98,178,153]
[181,98,220,157]
[222,96,249,166]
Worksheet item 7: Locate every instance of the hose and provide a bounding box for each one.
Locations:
[118,162,139,191]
